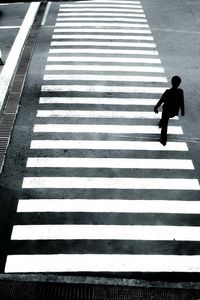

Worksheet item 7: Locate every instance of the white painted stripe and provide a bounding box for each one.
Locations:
[17,199,198,214]
[0,2,24,5]
[59,9,143,14]
[57,13,146,18]
[60,0,141,3]
[55,22,149,28]
[45,65,163,72]
[56,17,147,23]
[60,3,142,7]
[69,0,141,2]
[44,75,166,83]
[22,177,200,190]
[52,34,153,41]
[53,29,152,34]
[47,56,161,64]
[5,254,200,273]
[51,41,154,47]
[59,5,143,9]
[59,9,144,13]
[49,49,158,55]
[41,85,166,94]
[26,157,193,169]
[10,225,200,241]
[60,1,142,5]
[0,26,21,29]
[41,2,51,26]
[30,140,188,151]
[39,97,158,105]
[33,124,183,134]
[0,2,40,112]
[36,110,170,119]
[49,49,158,56]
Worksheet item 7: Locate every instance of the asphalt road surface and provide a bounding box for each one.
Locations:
[0,0,200,282]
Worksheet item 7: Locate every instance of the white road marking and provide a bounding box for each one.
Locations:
[41,2,52,26]
[36,110,171,119]
[17,199,198,214]
[49,48,159,55]
[59,6,142,10]
[55,22,149,28]
[51,41,154,47]
[41,85,166,93]
[59,6,144,10]
[53,28,152,34]
[60,1,142,4]
[56,17,147,23]
[22,177,200,190]
[44,75,166,83]
[60,3,142,7]
[52,34,153,41]
[59,4,144,13]
[26,157,194,169]
[10,225,200,241]
[30,140,188,151]
[59,7,144,14]
[47,56,160,63]
[45,65,162,72]
[57,13,146,18]
[33,124,183,134]
[5,254,200,273]
[0,26,21,29]
[0,3,24,5]
[59,8,143,12]
[39,97,158,105]
[6,254,200,273]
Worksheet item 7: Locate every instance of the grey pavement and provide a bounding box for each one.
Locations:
[143,0,200,172]
[0,3,30,68]
[0,0,200,285]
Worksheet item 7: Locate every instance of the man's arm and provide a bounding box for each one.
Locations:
[154,90,168,113]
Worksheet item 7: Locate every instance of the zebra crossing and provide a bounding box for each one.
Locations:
[4,0,200,273]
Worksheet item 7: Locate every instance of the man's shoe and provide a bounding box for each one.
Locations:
[160,140,166,146]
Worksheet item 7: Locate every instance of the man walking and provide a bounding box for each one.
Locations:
[154,75,185,146]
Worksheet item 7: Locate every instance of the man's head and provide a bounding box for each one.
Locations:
[171,75,181,88]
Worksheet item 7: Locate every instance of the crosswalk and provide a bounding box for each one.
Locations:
[4,0,200,274]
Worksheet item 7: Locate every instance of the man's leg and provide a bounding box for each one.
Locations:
[160,114,169,146]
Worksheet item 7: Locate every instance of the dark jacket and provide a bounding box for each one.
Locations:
[154,88,185,117]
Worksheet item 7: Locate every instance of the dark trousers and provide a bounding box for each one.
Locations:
[159,112,170,145]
